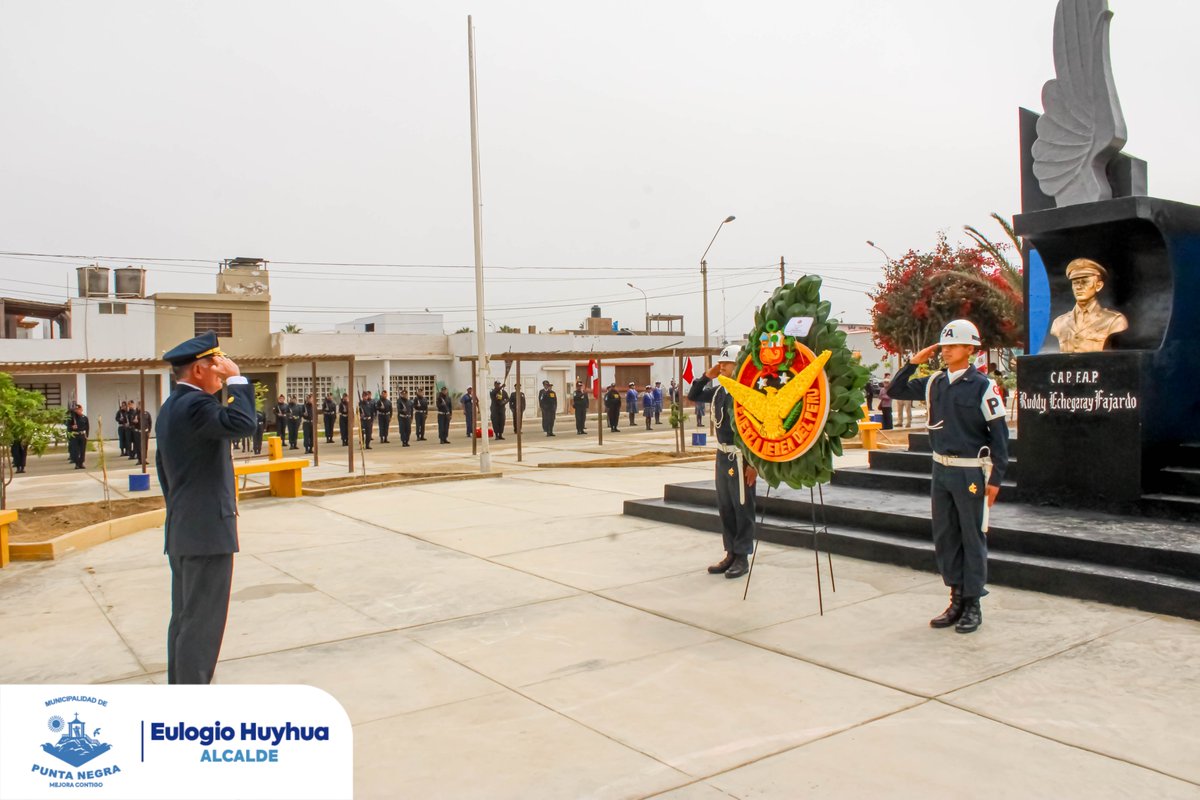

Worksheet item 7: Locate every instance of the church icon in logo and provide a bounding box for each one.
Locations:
[42,712,112,767]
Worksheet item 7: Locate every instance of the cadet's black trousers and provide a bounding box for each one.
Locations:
[930,462,989,598]
[398,416,411,444]
[287,419,299,448]
[715,450,755,555]
[339,416,348,445]
[378,414,391,442]
[323,414,334,442]
[167,553,234,685]
[575,408,587,433]
[437,413,450,442]
[416,412,427,439]
[607,407,620,431]
[542,409,555,434]
[302,421,313,452]
[492,409,506,438]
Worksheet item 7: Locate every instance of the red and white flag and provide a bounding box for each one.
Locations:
[588,359,599,398]
[682,357,695,385]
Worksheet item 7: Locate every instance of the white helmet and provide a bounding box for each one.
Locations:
[717,344,740,364]
[939,319,981,346]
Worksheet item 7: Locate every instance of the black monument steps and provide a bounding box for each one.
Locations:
[1140,494,1200,522]
[831,466,1021,498]
[1158,467,1200,496]
[868,449,1020,480]
[625,481,1200,619]
[1174,443,1200,469]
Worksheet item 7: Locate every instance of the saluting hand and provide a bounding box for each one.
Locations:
[910,344,940,365]
[210,355,241,381]
[704,364,723,379]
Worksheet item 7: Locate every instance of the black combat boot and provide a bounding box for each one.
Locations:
[929,586,964,628]
[955,598,982,634]
[724,555,750,579]
[707,552,734,574]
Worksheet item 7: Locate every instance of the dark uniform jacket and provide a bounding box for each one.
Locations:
[156,381,257,556]
[413,395,428,416]
[338,398,350,419]
[538,388,558,413]
[377,397,394,418]
[322,398,336,417]
[436,393,452,415]
[490,387,509,410]
[572,390,590,411]
[274,401,291,424]
[688,375,735,445]
[604,388,623,411]
[395,396,412,418]
[508,392,526,415]
[887,363,1009,486]
[359,398,376,420]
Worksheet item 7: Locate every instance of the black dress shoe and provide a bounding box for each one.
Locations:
[724,555,750,579]
[955,599,982,634]
[707,553,734,574]
[929,587,964,628]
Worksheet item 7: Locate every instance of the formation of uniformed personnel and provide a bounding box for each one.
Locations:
[508,388,526,434]
[396,389,413,446]
[273,394,289,442]
[359,390,376,449]
[538,380,557,437]
[625,382,639,427]
[116,401,131,456]
[688,346,757,579]
[338,392,350,445]
[376,389,394,444]
[571,381,589,435]
[461,387,477,439]
[321,393,336,443]
[604,383,623,432]
[413,389,429,441]
[156,331,257,684]
[436,386,453,444]
[287,395,302,449]
[301,393,315,454]
[887,319,1010,634]
[490,381,509,440]
[66,402,89,469]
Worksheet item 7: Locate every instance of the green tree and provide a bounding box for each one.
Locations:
[0,373,67,509]
[454,326,473,334]
[498,325,520,333]
[280,323,303,334]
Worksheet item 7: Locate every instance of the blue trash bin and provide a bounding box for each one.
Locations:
[691,432,707,446]
[129,473,150,492]
[871,414,883,424]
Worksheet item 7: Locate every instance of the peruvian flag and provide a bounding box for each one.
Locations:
[682,357,695,385]
[588,359,599,398]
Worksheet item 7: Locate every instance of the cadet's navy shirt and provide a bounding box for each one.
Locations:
[687,375,736,445]
[887,362,1010,486]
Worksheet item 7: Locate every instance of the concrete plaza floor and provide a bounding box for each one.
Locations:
[3,436,1196,798]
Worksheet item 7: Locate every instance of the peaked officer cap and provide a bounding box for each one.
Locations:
[163,330,224,367]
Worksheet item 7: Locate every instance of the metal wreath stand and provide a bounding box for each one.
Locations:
[742,480,837,615]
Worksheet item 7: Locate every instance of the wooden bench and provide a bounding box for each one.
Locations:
[0,509,16,568]
[234,458,309,498]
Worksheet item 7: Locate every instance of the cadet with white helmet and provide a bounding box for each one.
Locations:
[687,344,758,579]
[887,319,1010,633]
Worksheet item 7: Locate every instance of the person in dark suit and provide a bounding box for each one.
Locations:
[395,389,413,446]
[490,381,508,441]
[156,331,256,684]
[116,401,130,456]
[413,389,429,441]
[301,393,315,454]
[127,402,142,461]
[273,394,289,442]
[321,393,336,443]
[359,390,376,449]
[67,403,89,468]
[376,390,393,444]
[571,381,589,435]
[338,393,350,445]
[436,386,452,444]
[287,395,302,449]
[538,380,557,437]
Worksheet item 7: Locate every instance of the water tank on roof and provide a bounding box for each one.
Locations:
[114,267,146,298]
[591,305,602,318]
[76,266,110,298]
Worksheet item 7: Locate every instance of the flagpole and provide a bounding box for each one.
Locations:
[468,15,491,473]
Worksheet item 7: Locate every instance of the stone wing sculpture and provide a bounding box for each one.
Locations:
[1031,0,1127,207]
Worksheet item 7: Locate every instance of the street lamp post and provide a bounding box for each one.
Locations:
[627,282,649,335]
[866,240,892,265]
[701,215,736,372]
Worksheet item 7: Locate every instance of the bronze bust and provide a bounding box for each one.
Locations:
[1049,258,1128,353]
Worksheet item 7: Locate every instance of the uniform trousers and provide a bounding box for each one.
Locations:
[398,416,412,445]
[715,450,756,555]
[362,419,374,446]
[575,407,587,433]
[339,416,349,445]
[542,410,555,435]
[437,413,450,442]
[378,414,391,443]
[302,421,313,453]
[415,412,427,440]
[930,462,989,598]
[287,419,299,449]
[167,553,234,685]
[118,427,129,455]
[324,414,335,442]
[607,407,620,431]
[491,409,506,438]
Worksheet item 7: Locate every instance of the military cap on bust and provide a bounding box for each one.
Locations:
[1065,258,1108,281]
[162,330,223,367]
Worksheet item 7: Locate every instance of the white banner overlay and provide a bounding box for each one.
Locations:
[0,685,352,800]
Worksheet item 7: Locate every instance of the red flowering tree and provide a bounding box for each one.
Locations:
[869,232,1023,357]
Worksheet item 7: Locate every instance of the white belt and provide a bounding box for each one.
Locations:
[716,442,748,505]
[931,452,986,468]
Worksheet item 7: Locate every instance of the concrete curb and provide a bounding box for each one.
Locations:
[10,508,166,561]
[538,455,714,469]
[301,471,501,497]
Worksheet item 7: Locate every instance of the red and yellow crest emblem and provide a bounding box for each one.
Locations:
[718,343,831,463]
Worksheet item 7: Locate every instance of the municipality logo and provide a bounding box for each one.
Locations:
[42,711,111,767]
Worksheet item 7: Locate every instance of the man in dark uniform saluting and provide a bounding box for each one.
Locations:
[887,319,1009,634]
[490,381,508,441]
[688,345,758,579]
[156,331,256,684]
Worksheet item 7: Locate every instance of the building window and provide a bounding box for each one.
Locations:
[194,312,233,337]
[390,374,437,399]
[285,376,332,400]
[98,302,127,315]
[16,382,63,407]
[364,323,375,333]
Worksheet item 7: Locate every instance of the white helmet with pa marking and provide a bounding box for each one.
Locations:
[939,319,981,346]
[717,345,740,364]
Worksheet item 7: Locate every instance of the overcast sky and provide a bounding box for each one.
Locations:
[2,1,1197,339]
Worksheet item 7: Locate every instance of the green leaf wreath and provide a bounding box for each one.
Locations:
[735,275,869,488]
